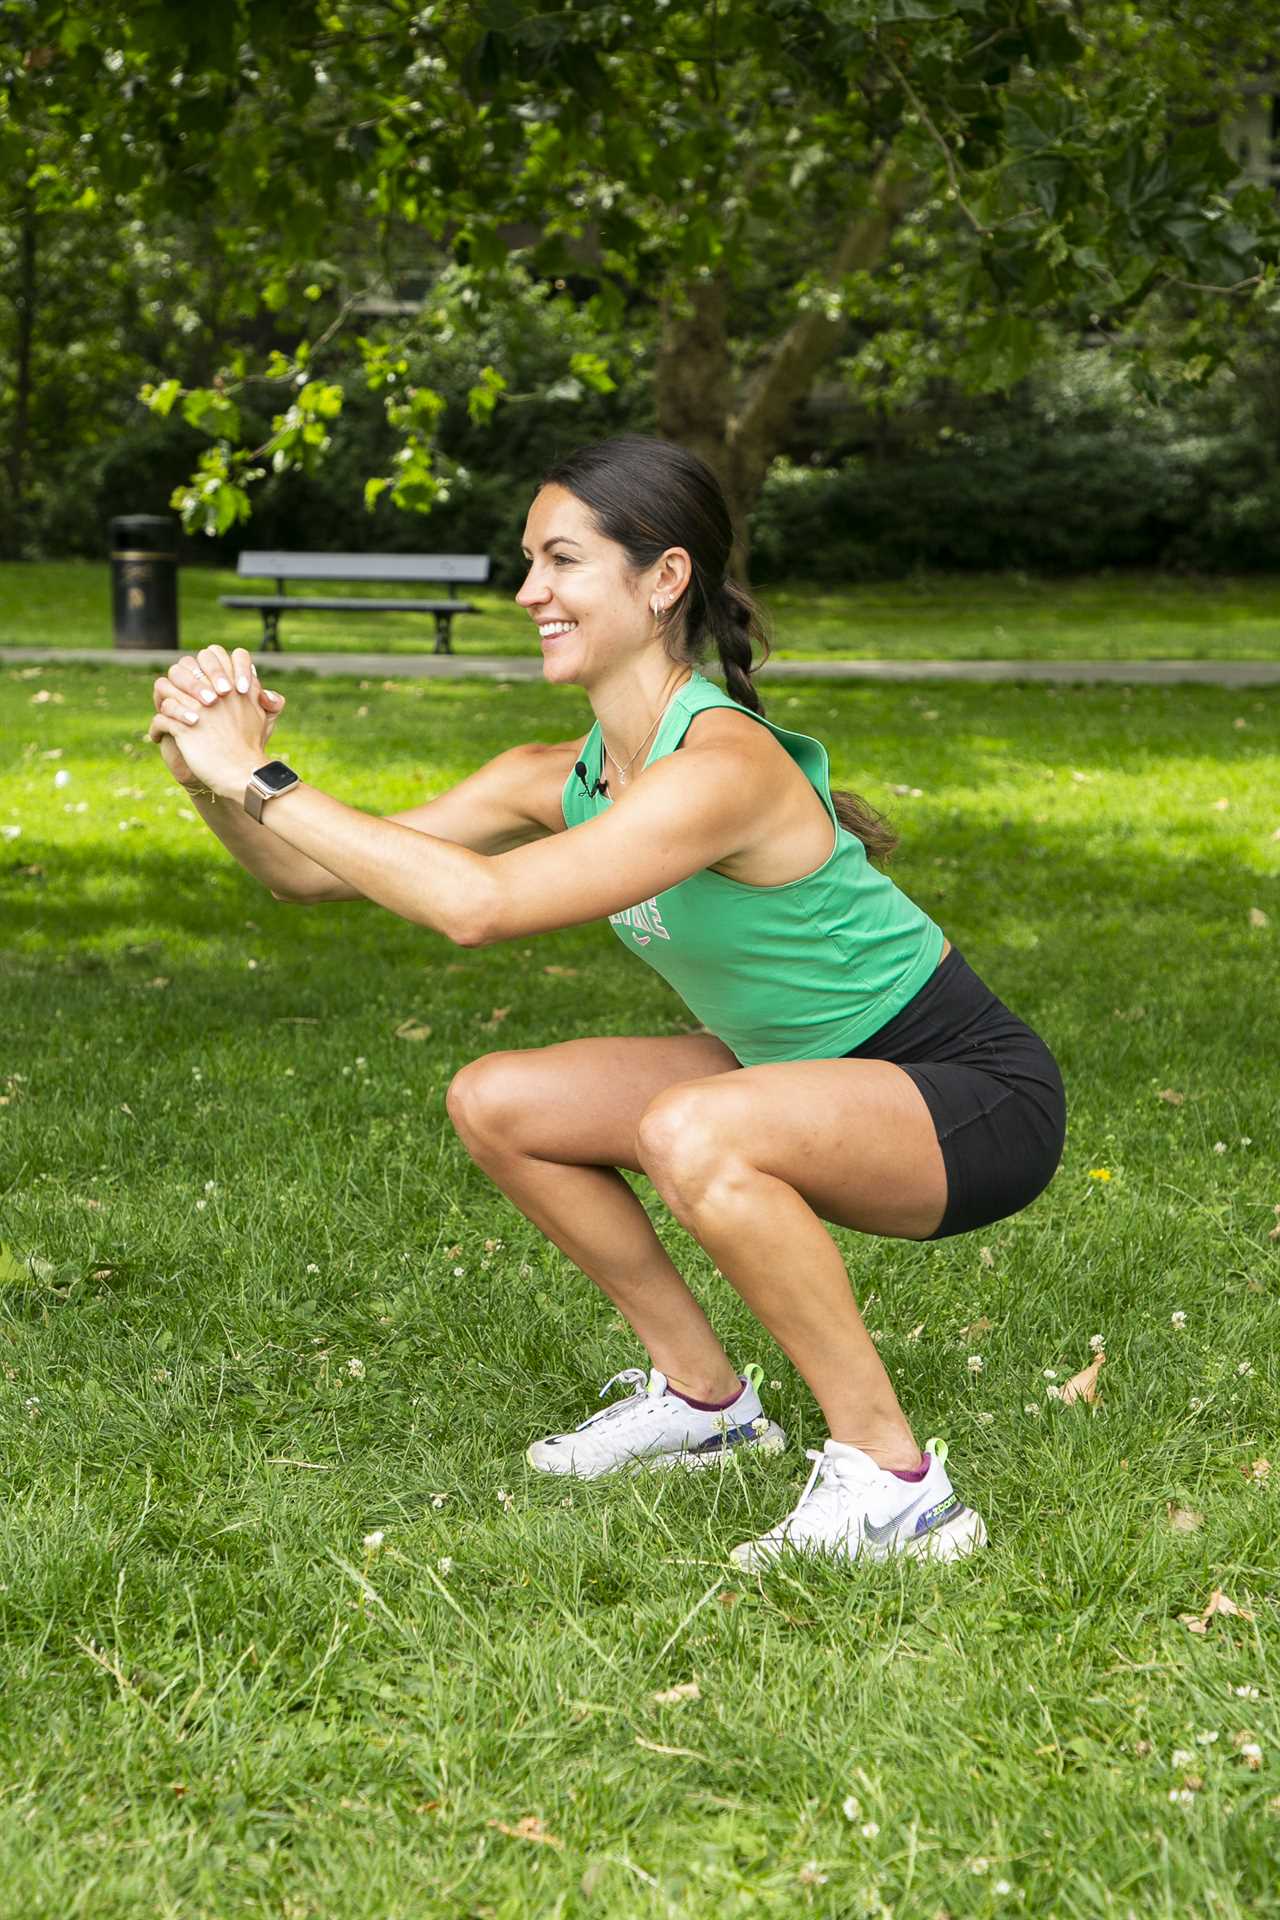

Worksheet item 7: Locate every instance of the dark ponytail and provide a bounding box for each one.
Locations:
[540,435,899,864]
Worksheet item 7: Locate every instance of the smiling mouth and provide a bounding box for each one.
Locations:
[537,621,578,640]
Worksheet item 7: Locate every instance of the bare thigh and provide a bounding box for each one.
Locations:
[449,1031,741,1169]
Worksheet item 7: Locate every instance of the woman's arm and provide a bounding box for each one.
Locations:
[274,740,584,903]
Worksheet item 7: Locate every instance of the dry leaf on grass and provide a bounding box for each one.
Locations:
[979,1246,995,1269]
[635,1737,702,1757]
[1268,1205,1280,1242]
[1058,1352,1104,1406]
[487,1816,563,1850]
[1239,1458,1271,1484]
[1178,1588,1255,1634]
[960,1315,993,1338]
[906,1323,925,1342]
[651,1680,700,1705]
[542,965,579,978]
[1167,1504,1204,1533]
[1249,908,1270,929]
[1157,1088,1186,1105]
[479,1007,511,1031]
[394,1019,433,1042]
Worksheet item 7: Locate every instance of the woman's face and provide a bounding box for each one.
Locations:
[516,485,663,686]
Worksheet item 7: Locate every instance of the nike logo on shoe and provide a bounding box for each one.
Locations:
[861,1491,963,1549]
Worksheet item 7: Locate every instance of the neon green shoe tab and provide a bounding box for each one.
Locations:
[742,1363,764,1393]
[925,1435,948,1468]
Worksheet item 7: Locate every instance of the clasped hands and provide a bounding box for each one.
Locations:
[148,645,288,802]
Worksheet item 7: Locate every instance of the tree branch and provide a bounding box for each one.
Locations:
[882,50,991,239]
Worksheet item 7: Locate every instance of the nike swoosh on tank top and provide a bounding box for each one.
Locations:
[560,670,945,1066]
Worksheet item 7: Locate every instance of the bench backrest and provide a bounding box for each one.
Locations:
[237,551,491,586]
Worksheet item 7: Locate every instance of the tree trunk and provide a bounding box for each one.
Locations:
[4,188,37,554]
[654,158,917,581]
[723,156,917,578]
[654,273,734,496]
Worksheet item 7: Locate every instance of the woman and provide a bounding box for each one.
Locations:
[149,435,1066,1571]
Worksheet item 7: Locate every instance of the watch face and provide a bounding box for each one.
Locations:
[254,760,298,793]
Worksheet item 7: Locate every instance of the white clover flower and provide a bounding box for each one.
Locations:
[345,1357,366,1379]
[970,1856,990,1874]
[355,1057,367,1069]
[1089,1333,1105,1352]
[203,1180,216,1194]
[431,1493,448,1509]
[860,1821,879,1839]
[1042,1368,1057,1380]
[1237,1361,1254,1376]
[995,1881,1012,1897]
[496,1489,514,1512]
[23,1397,40,1419]
[1239,1743,1263,1768]
[769,1379,782,1391]
[1172,1748,1196,1769]
[1045,1384,1063,1401]
[363,1530,385,1551]
[438,1556,453,1575]
[453,1265,464,1277]
[1169,1787,1196,1805]
[306,1263,319,1274]
[1233,1685,1260,1699]
[841,1795,859,1821]
[195,1199,207,1211]
[519,1264,532,1278]
[1189,1397,1204,1412]
[1171,1311,1187,1330]
[1024,1403,1040,1416]
[1213,1141,1227,1154]
[1195,1730,1219,1745]
[967,1355,984,1373]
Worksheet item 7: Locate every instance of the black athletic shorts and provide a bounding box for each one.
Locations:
[844,945,1067,1239]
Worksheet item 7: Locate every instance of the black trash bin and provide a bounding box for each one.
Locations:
[110,514,179,650]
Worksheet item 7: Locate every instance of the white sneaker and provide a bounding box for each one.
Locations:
[730,1436,985,1571]
[526,1364,787,1480]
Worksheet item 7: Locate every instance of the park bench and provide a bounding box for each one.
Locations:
[221,551,491,653]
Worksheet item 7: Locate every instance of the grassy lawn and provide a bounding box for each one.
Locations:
[2,661,1279,1917]
[3,560,1279,660]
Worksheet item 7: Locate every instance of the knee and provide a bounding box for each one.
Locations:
[445,1051,526,1151]
[635,1084,736,1212]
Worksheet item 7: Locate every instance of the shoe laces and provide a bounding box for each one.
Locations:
[772,1446,880,1537]
[573,1368,652,1432]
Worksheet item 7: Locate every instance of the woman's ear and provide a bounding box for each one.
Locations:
[655,546,693,601]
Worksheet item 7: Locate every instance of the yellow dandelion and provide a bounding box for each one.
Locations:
[1088,1168,1112,1181]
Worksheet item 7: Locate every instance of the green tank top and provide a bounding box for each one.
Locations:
[560,670,944,1066]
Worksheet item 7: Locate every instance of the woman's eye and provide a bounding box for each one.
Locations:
[552,554,574,566]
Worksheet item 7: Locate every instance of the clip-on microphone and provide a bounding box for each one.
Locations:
[574,760,609,799]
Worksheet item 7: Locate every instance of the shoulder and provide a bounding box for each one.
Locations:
[509,734,590,833]
[678,704,790,782]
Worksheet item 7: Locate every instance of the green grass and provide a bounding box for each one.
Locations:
[3,561,1280,660]
[2,661,1279,1917]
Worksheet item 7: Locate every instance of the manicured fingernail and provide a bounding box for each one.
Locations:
[184,711,200,725]
[236,676,250,693]
[200,689,215,704]
[215,677,231,693]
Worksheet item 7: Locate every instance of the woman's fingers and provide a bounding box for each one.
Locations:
[159,651,283,713]
[196,644,236,695]
[161,695,201,726]
[231,646,255,695]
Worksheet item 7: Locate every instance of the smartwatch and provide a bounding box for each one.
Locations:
[244,759,301,821]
